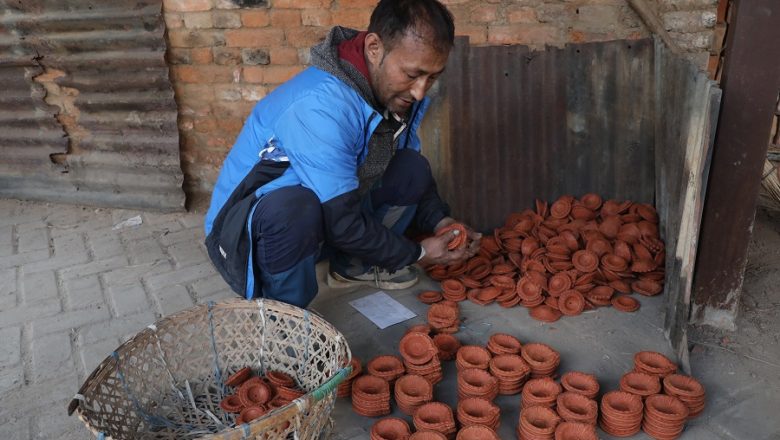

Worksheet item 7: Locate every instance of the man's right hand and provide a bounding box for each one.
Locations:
[418,230,472,266]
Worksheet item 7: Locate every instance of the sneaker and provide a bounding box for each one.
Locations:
[326,265,419,290]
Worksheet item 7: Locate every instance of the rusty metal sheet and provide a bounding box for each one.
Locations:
[0,0,184,211]
[421,38,656,233]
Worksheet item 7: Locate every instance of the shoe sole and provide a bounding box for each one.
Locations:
[326,272,418,290]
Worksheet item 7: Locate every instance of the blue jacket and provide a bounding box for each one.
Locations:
[204,66,442,298]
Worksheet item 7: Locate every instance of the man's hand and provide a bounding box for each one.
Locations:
[420,217,482,266]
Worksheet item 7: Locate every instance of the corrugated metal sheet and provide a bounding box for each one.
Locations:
[0,0,185,211]
[421,38,656,232]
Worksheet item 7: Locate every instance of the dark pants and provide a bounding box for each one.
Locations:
[250,149,432,307]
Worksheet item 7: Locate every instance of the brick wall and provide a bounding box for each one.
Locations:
[161,0,718,201]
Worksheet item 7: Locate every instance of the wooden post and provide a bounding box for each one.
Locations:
[628,0,683,55]
[691,0,780,329]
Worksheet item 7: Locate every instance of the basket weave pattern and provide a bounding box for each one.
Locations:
[70,299,350,439]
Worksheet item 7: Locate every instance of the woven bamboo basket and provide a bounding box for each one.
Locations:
[760,159,780,211]
[68,298,352,440]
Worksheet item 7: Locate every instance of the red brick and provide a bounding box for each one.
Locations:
[193,117,218,133]
[164,0,212,12]
[163,13,184,29]
[469,4,499,23]
[285,26,329,48]
[488,25,561,46]
[273,0,333,8]
[263,65,305,84]
[191,47,213,64]
[225,28,286,47]
[241,85,268,102]
[270,47,300,65]
[301,9,331,27]
[507,6,538,24]
[172,65,235,83]
[167,47,191,64]
[339,0,378,7]
[217,117,245,133]
[167,29,225,47]
[271,9,302,27]
[331,8,371,29]
[243,66,265,83]
[241,10,270,27]
[456,24,487,45]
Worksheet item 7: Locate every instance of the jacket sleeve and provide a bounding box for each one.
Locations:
[273,93,422,270]
[413,178,451,233]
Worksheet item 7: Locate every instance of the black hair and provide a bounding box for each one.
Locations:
[367,0,455,54]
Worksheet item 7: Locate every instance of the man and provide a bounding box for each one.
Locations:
[204,0,480,308]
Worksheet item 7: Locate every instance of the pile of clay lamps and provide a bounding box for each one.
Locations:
[517,405,561,440]
[218,367,303,425]
[394,374,434,416]
[352,374,392,417]
[413,402,457,439]
[367,355,406,388]
[399,331,444,385]
[371,417,411,440]
[432,334,461,361]
[422,193,666,322]
[457,397,500,430]
[338,358,363,398]
[457,368,499,401]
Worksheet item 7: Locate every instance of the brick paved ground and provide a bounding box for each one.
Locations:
[0,199,232,440]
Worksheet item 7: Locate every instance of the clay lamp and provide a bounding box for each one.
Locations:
[457,397,500,429]
[572,250,599,273]
[437,223,467,250]
[522,377,562,408]
[556,392,598,425]
[560,230,580,251]
[491,262,515,275]
[394,374,433,415]
[409,431,447,440]
[548,273,572,297]
[554,421,598,440]
[558,290,585,316]
[418,290,443,304]
[447,262,469,277]
[635,204,659,223]
[518,405,561,439]
[601,199,629,217]
[337,357,362,398]
[225,367,253,388]
[617,223,641,243]
[441,279,466,300]
[489,355,530,395]
[530,305,562,323]
[599,215,623,239]
[521,237,540,256]
[612,295,640,312]
[619,371,661,398]
[521,343,561,378]
[432,334,461,361]
[601,254,628,272]
[457,368,498,401]
[631,259,657,273]
[487,333,522,356]
[400,332,438,366]
[613,240,633,262]
[609,279,632,294]
[455,425,500,440]
[633,351,677,378]
[550,198,573,219]
[663,374,706,418]
[239,405,267,424]
[579,193,602,211]
[599,391,643,436]
[588,285,615,303]
[560,371,600,400]
[371,417,411,440]
[219,394,244,413]
[428,303,458,329]
[637,220,658,238]
[265,370,295,388]
[475,287,500,304]
[642,394,689,438]
[238,380,272,407]
[489,274,515,290]
[631,279,663,296]
[571,205,597,221]
[275,385,304,401]
[413,402,456,435]
[367,355,406,385]
[456,345,492,371]
[406,324,432,335]
[459,275,482,289]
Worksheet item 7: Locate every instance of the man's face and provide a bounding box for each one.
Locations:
[365,30,449,115]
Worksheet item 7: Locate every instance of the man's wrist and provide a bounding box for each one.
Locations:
[417,245,426,261]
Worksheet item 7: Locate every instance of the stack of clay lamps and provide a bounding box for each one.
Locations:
[455,345,492,371]
[428,302,460,334]
[367,355,406,389]
[662,374,706,418]
[409,431,447,440]
[438,223,468,250]
[456,397,500,430]
[521,343,561,379]
[489,354,531,395]
[219,368,304,424]
[394,374,433,416]
[619,371,661,399]
[599,390,644,437]
[642,394,690,439]
[457,368,499,401]
[432,334,461,361]
[633,351,678,378]
[517,405,561,440]
[486,333,523,356]
[413,402,457,439]
[351,374,391,417]
[455,424,500,440]
[338,357,363,398]
[553,421,598,440]
[560,372,600,400]
[422,193,667,321]
[521,377,563,409]
[419,290,443,304]
[555,392,598,425]
[399,331,443,385]
[370,417,412,440]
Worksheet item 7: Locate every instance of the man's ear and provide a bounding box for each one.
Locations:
[364,32,384,67]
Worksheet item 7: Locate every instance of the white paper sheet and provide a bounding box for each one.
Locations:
[348,291,417,329]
